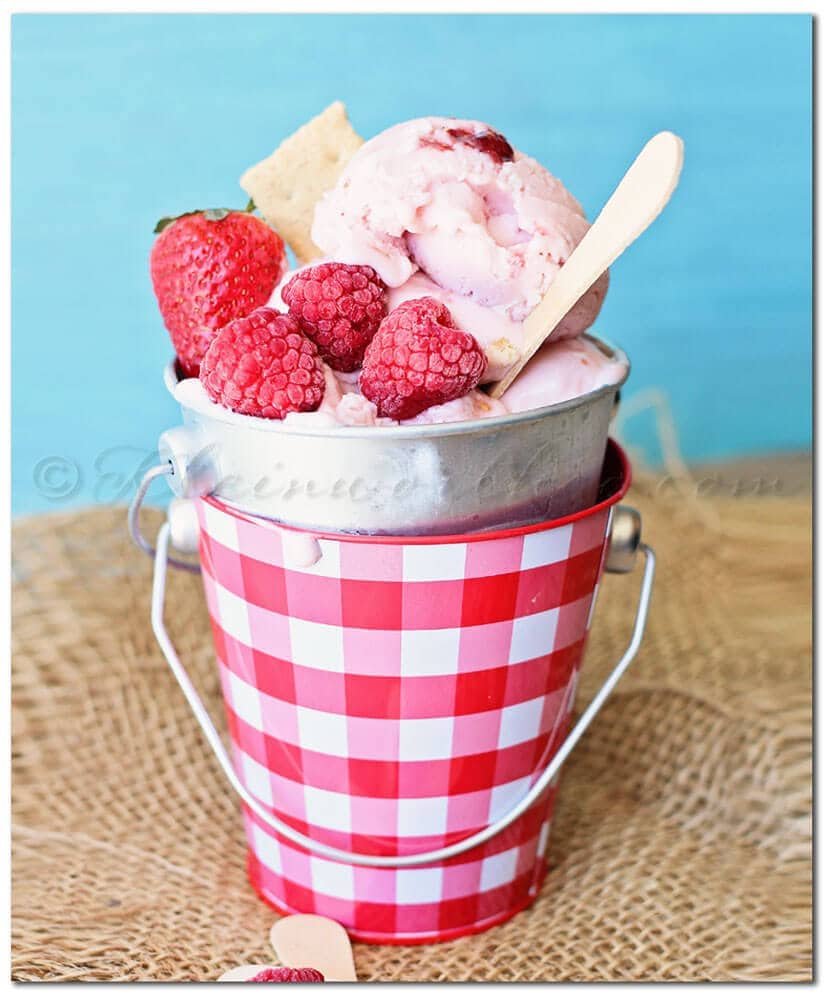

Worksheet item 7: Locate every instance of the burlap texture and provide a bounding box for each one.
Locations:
[11,477,811,981]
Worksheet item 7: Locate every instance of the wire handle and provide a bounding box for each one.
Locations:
[128,465,200,574]
[150,519,655,869]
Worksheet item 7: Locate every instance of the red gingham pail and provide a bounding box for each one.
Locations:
[142,440,655,945]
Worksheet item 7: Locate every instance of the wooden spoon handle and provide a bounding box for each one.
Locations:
[489,131,684,399]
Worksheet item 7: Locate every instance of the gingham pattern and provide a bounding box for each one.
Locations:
[197,497,611,943]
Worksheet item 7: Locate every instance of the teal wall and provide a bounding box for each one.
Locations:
[12,14,812,513]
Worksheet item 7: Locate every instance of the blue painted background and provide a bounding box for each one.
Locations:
[12,13,812,514]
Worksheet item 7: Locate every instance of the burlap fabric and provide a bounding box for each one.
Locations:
[11,475,811,981]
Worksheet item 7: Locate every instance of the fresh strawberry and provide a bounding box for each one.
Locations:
[150,206,287,377]
[359,297,486,420]
[200,307,325,420]
[247,967,325,983]
[281,262,387,372]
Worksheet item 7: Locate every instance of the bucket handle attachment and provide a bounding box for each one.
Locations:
[149,517,655,870]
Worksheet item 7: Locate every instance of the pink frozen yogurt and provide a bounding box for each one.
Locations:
[311,116,609,380]
[200,114,623,432]
[499,337,628,414]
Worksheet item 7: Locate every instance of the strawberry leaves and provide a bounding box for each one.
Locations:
[153,200,256,234]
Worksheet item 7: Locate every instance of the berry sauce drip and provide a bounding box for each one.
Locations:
[420,126,514,163]
[447,127,515,162]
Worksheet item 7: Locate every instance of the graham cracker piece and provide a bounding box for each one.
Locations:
[240,101,363,263]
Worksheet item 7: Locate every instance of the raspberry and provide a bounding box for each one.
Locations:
[200,308,325,420]
[359,297,486,420]
[247,967,325,983]
[281,262,387,372]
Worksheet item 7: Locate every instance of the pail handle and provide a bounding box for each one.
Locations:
[149,518,655,869]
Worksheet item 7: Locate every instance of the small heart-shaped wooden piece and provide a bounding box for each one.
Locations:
[271,915,357,982]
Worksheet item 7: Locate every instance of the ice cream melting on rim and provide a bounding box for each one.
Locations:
[179,331,626,431]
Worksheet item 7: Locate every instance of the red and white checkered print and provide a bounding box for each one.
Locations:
[196,494,614,944]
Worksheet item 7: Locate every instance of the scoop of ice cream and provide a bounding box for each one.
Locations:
[401,389,508,426]
[499,336,627,412]
[312,116,607,346]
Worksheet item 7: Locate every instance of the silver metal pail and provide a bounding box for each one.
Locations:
[154,334,628,536]
[126,338,655,943]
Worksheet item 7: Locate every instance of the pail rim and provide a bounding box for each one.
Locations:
[202,438,632,546]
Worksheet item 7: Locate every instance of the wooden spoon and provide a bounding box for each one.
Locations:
[271,915,357,982]
[488,130,684,399]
